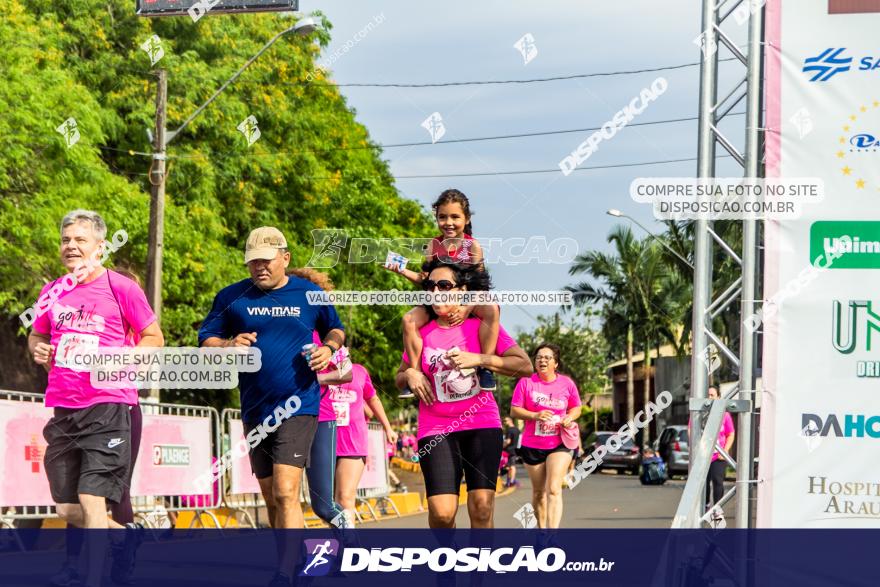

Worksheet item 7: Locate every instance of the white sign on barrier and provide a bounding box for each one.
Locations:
[229,419,262,495]
[358,425,388,491]
[131,414,212,497]
[0,400,54,507]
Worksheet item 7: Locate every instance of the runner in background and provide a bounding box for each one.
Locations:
[199,227,345,587]
[394,258,532,529]
[385,189,501,397]
[322,361,397,527]
[286,268,355,532]
[28,210,163,587]
[502,417,520,488]
[510,344,581,531]
[705,386,735,529]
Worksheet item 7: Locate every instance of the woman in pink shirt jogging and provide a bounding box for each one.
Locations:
[394,258,532,529]
[510,344,581,529]
[320,361,397,528]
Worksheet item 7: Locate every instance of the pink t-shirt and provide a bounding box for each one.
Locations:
[32,269,156,408]
[511,373,581,449]
[714,412,735,462]
[687,410,736,461]
[313,334,354,423]
[430,234,476,264]
[318,364,376,457]
[404,318,517,440]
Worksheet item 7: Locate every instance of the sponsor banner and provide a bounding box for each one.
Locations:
[0,400,54,507]
[229,418,261,495]
[357,426,387,491]
[810,221,880,267]
[131,414,212,497]
[759,0,880,527]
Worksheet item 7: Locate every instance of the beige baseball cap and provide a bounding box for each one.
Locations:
[244,227,288,264]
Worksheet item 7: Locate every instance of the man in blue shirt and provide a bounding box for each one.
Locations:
[199,227,344,583]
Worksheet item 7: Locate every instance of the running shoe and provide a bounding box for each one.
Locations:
[110,522,144,585]
[48,560,79,587]
[478,368,496,391]
[711,509,727,529]
[398,386,415,399]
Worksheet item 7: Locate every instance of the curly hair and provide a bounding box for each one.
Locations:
[420,256,492,320]
[288,267,335,291]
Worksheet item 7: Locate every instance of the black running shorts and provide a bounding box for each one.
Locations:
[42,403,132,505]
[518,443,577,466]
[418,427,503,497]
[245,414,318,478]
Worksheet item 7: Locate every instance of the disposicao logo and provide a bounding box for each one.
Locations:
[301,539,340,577]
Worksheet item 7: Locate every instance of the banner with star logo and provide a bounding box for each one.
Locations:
[758,0,880,527]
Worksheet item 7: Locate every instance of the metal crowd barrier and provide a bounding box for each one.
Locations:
[0,391,222,531]
[135,400,222,530]
[354,421,400,522]
[219,408,266,528]
[1,392,397,532]
[0,390,55,528]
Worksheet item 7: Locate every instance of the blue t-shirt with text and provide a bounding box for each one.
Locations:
[198,276,344,425]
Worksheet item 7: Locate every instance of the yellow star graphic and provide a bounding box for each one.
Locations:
[875,101,879,108]
[840,137,846,144]
[843,166,852,175]
[861,106,868,112]
[837,151,845,158]
[844,125,851,132]
[856,179,866,189]
[850,115,857,121]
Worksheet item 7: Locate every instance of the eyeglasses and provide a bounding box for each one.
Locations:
[422,279,458,292]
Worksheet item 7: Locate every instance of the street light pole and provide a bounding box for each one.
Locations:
[146,69,167,318]
[606,209,694,270]
[144,17,319,323]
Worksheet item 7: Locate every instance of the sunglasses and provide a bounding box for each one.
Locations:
[422,279,458,291]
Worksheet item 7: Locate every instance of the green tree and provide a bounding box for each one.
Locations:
[567,226,687,441]
[0,0,435,412]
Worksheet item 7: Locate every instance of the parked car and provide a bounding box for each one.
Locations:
[592,431,640,475]
[656,425,689,477]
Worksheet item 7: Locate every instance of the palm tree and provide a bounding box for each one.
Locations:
[567,226,687,442]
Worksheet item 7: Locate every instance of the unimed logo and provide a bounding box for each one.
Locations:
[801,413,880,438]
[812,222,880,269]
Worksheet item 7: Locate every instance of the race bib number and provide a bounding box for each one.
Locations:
[333,401,350,427]
[536,416,561,437]
[433,370,480,403]
[55,333,99,370]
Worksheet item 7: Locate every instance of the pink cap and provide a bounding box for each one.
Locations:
[561,423,580,450]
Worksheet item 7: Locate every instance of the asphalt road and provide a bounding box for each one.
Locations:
[373,468,707,529]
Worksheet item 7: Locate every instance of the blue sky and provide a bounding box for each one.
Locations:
[307,1,747,333]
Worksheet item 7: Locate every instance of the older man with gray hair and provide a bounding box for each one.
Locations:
[27,209,163,587]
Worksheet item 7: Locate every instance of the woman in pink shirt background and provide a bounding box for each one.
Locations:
[395,258,532,529]
[320,362,396,527]
[510,343,581,529]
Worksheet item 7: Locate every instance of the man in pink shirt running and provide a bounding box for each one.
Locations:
[27,210,163,587]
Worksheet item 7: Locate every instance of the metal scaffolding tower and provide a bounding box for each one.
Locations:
[673,0,764,529]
